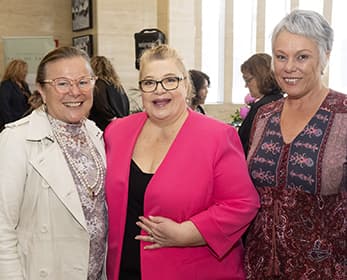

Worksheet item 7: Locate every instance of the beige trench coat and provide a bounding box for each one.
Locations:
[0,108,107,280]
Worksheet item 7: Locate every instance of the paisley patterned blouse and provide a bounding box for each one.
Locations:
[245,90,347,279]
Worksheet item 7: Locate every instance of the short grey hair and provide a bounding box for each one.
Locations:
[271,9,334,72]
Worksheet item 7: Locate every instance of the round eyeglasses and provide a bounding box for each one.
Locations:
[139,76,185,93]
[40,76,97,94]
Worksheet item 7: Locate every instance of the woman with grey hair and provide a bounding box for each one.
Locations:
[244,10,346,279]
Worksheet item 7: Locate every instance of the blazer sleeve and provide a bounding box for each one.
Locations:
[0,128,26,279]
[190,125,260,259]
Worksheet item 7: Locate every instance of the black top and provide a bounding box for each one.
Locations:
[0,79,31,130]
[119,160,153,280]
[89,79,130,131]
[238,91,283,157]
[195,104,206,115]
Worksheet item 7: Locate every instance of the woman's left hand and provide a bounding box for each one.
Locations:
[135,215,205,250]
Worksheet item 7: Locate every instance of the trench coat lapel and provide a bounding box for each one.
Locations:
[25,109,101,231]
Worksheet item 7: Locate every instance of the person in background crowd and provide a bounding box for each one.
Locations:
[89,55,130,130]
[0,59,32,131]
[0,46,107,280]
[104,44,260,280]
[188,69,210,114]
[244,9,347,280]
[238,53,283,156]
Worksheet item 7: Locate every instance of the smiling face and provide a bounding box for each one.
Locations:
[273,31,325,99]
[37,57,94,123]
[140,58,188,123]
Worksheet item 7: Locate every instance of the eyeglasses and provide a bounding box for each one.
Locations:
[139,76,185,93]
[40,76,97,94]
[243,76,254,84]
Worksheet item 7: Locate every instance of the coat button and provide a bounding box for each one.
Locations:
[39,269,48,278]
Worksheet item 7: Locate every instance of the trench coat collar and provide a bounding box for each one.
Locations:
[25,107,104,231]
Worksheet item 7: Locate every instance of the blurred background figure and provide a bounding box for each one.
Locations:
[238,53,283,156]
[189,69,210,114]
[0,59,32,131]
[89,55,130,130]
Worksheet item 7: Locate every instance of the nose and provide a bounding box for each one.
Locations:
[154,81,166,95]
[69,82,81,96]
[284,58,297,72]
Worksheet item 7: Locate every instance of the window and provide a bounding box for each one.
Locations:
[264,0,290,54]
[231,0,257,104]
[329,0,347,93]
[201,0,225,103]
[201,0,346,105]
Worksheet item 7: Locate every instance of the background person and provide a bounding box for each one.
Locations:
[244,10,347,279]
[0,59,32,131]
[0,46,107,280]
[104,44,260,280]
[188,69,210,114]
[89,55,130,130]
[238,53,283,156]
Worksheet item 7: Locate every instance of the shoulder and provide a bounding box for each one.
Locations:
[105,112,146,134]
[3,114,31,130]
[325,89,347,113]
[0,115,31,147]
[256,98,283,119]
[0,80,14,91]
[187,110,238,138]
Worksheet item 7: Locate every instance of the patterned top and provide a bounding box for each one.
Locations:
[245,90,347,279]
[48,116,107,280]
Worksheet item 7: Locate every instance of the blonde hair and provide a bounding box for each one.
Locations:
[139,44,192,97]
[90,56,122,88]
[2,59,28,82]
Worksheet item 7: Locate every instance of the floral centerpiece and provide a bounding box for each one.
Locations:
[230,93,256,127]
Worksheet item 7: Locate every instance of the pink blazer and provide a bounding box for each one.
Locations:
[104,110,260,280]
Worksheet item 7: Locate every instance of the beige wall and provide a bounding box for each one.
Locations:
[0,0,72,77]
[0,0,240,122]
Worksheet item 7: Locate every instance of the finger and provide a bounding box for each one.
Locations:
[139,216,157,228]
[144,243,162,250]
[135,235,155,243]
[136,221,153,236]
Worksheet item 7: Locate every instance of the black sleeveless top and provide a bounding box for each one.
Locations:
[119,160,153,280]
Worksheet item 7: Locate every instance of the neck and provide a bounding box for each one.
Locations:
[147,109,188,138]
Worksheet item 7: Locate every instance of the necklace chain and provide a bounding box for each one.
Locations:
[48,116,104,199]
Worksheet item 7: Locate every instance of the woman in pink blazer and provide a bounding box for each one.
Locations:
[104,45,260,280]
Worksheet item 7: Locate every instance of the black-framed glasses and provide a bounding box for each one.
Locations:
[40,76,97,94]
[139,76,185,93]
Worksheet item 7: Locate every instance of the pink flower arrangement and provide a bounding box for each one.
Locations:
[239,106,250,119]
[230,93,256,126]
[244,93,256,105]
[240,93,255,120]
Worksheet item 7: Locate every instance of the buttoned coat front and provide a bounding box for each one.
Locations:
[0,108,106,280]
[104,110,260,280]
